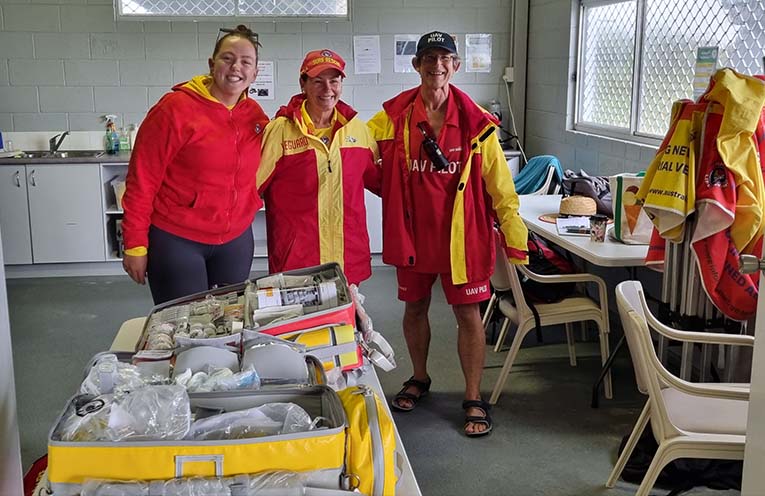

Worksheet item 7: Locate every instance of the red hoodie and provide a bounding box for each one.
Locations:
[122,77,269,249]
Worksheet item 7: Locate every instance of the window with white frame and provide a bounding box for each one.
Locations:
[575,0,765,141]
[117,0,348,18]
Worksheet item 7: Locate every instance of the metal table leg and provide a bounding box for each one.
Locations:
[591,334,626,408]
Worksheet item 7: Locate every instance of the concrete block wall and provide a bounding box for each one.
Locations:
[524,0,658,175]
[0,0,515,150]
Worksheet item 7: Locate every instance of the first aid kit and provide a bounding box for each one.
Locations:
[45,263,401,495]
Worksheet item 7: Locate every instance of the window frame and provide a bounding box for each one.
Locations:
[572,0,661,146]
[114,0,351,21]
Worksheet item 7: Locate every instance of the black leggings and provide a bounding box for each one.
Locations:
[147,225,254,304]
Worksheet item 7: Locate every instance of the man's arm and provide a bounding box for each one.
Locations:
[479,129,528,263]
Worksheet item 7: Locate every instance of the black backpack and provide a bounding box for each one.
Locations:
[619,420,743,495]
[521,232,577,303]
[485,232,580,346]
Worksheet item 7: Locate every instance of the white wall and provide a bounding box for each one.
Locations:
[0,226,23,494]
[524,0,657,175]
[0,0,516,139]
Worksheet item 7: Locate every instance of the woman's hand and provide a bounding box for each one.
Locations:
[123,254,148,285]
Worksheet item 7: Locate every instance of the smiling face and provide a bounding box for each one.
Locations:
[413,48,460,91]
[208,36,259,106]
[300,68,343,116]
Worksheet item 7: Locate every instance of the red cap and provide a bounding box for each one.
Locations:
[300,49,346,78]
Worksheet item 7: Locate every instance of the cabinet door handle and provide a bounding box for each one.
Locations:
[29,170,36,187]
[14,170,21,187]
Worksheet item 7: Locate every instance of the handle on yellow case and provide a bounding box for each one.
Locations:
[175,454,223,477]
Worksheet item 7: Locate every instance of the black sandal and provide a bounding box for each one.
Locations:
[390,376,432,412]
[462,400,493,437]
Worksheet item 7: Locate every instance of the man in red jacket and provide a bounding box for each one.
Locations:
[369,31,527,436]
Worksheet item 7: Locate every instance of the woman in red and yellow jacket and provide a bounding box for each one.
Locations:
[257,49,380,286]
[122,25,269,304]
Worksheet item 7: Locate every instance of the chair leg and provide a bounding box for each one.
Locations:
[598,323,613,399]
[635,442,672,496]
[490,323,530,405]
[493,317,511,353]
[605,400,650,488]
[481,293,497,328]
[565,323,577,367]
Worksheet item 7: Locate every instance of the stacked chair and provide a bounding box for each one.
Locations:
[610,280,751,496]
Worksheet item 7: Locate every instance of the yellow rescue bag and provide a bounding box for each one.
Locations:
[338,385,399,495]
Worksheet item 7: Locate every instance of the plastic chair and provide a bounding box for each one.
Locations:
[513,155,563,195]
[609,281,751,496]
[488,233,612,405]
[530,165,560,195]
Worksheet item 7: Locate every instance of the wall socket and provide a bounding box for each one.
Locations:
[503,66,514,82]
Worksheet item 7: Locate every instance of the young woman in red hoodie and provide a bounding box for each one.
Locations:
[121,25,269,304]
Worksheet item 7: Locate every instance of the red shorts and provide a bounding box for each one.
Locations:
[396,268,491,305]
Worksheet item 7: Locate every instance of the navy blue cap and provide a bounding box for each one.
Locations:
[416,31,457,57]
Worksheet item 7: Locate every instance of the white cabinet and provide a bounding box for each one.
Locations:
[26,164,105,263]
[0,166,33,264]
[101,163,127,260]
[0,164,105,264]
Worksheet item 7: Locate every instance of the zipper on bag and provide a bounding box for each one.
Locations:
[353,384,385,495]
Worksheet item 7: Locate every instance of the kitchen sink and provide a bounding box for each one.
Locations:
[20,150,106,159]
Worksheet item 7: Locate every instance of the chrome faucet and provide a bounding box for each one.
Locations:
[49,131,70,153]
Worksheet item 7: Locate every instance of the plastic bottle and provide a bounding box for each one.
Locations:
[105,125,114,154]
[118,127,130,151]
[111,125,120,155]
[489,99,502,121]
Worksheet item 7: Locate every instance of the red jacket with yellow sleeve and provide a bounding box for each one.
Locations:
[367,85,527,284]
[257,94,380,285]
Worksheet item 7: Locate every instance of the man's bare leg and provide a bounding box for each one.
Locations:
[453,302,489,434]
[394,296,432,410]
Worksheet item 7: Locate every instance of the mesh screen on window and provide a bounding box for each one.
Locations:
[578,0,765,139]
[118,0,348,18]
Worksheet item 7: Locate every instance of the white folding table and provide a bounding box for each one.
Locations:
[519,195,647,267]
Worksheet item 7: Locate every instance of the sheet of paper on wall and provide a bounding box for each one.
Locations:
[465,34,492,73]
[692,46,718,99]
[248,61,274,101]
[556,216,590,236]
[354,35,381,74]
[394,34,419,73]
